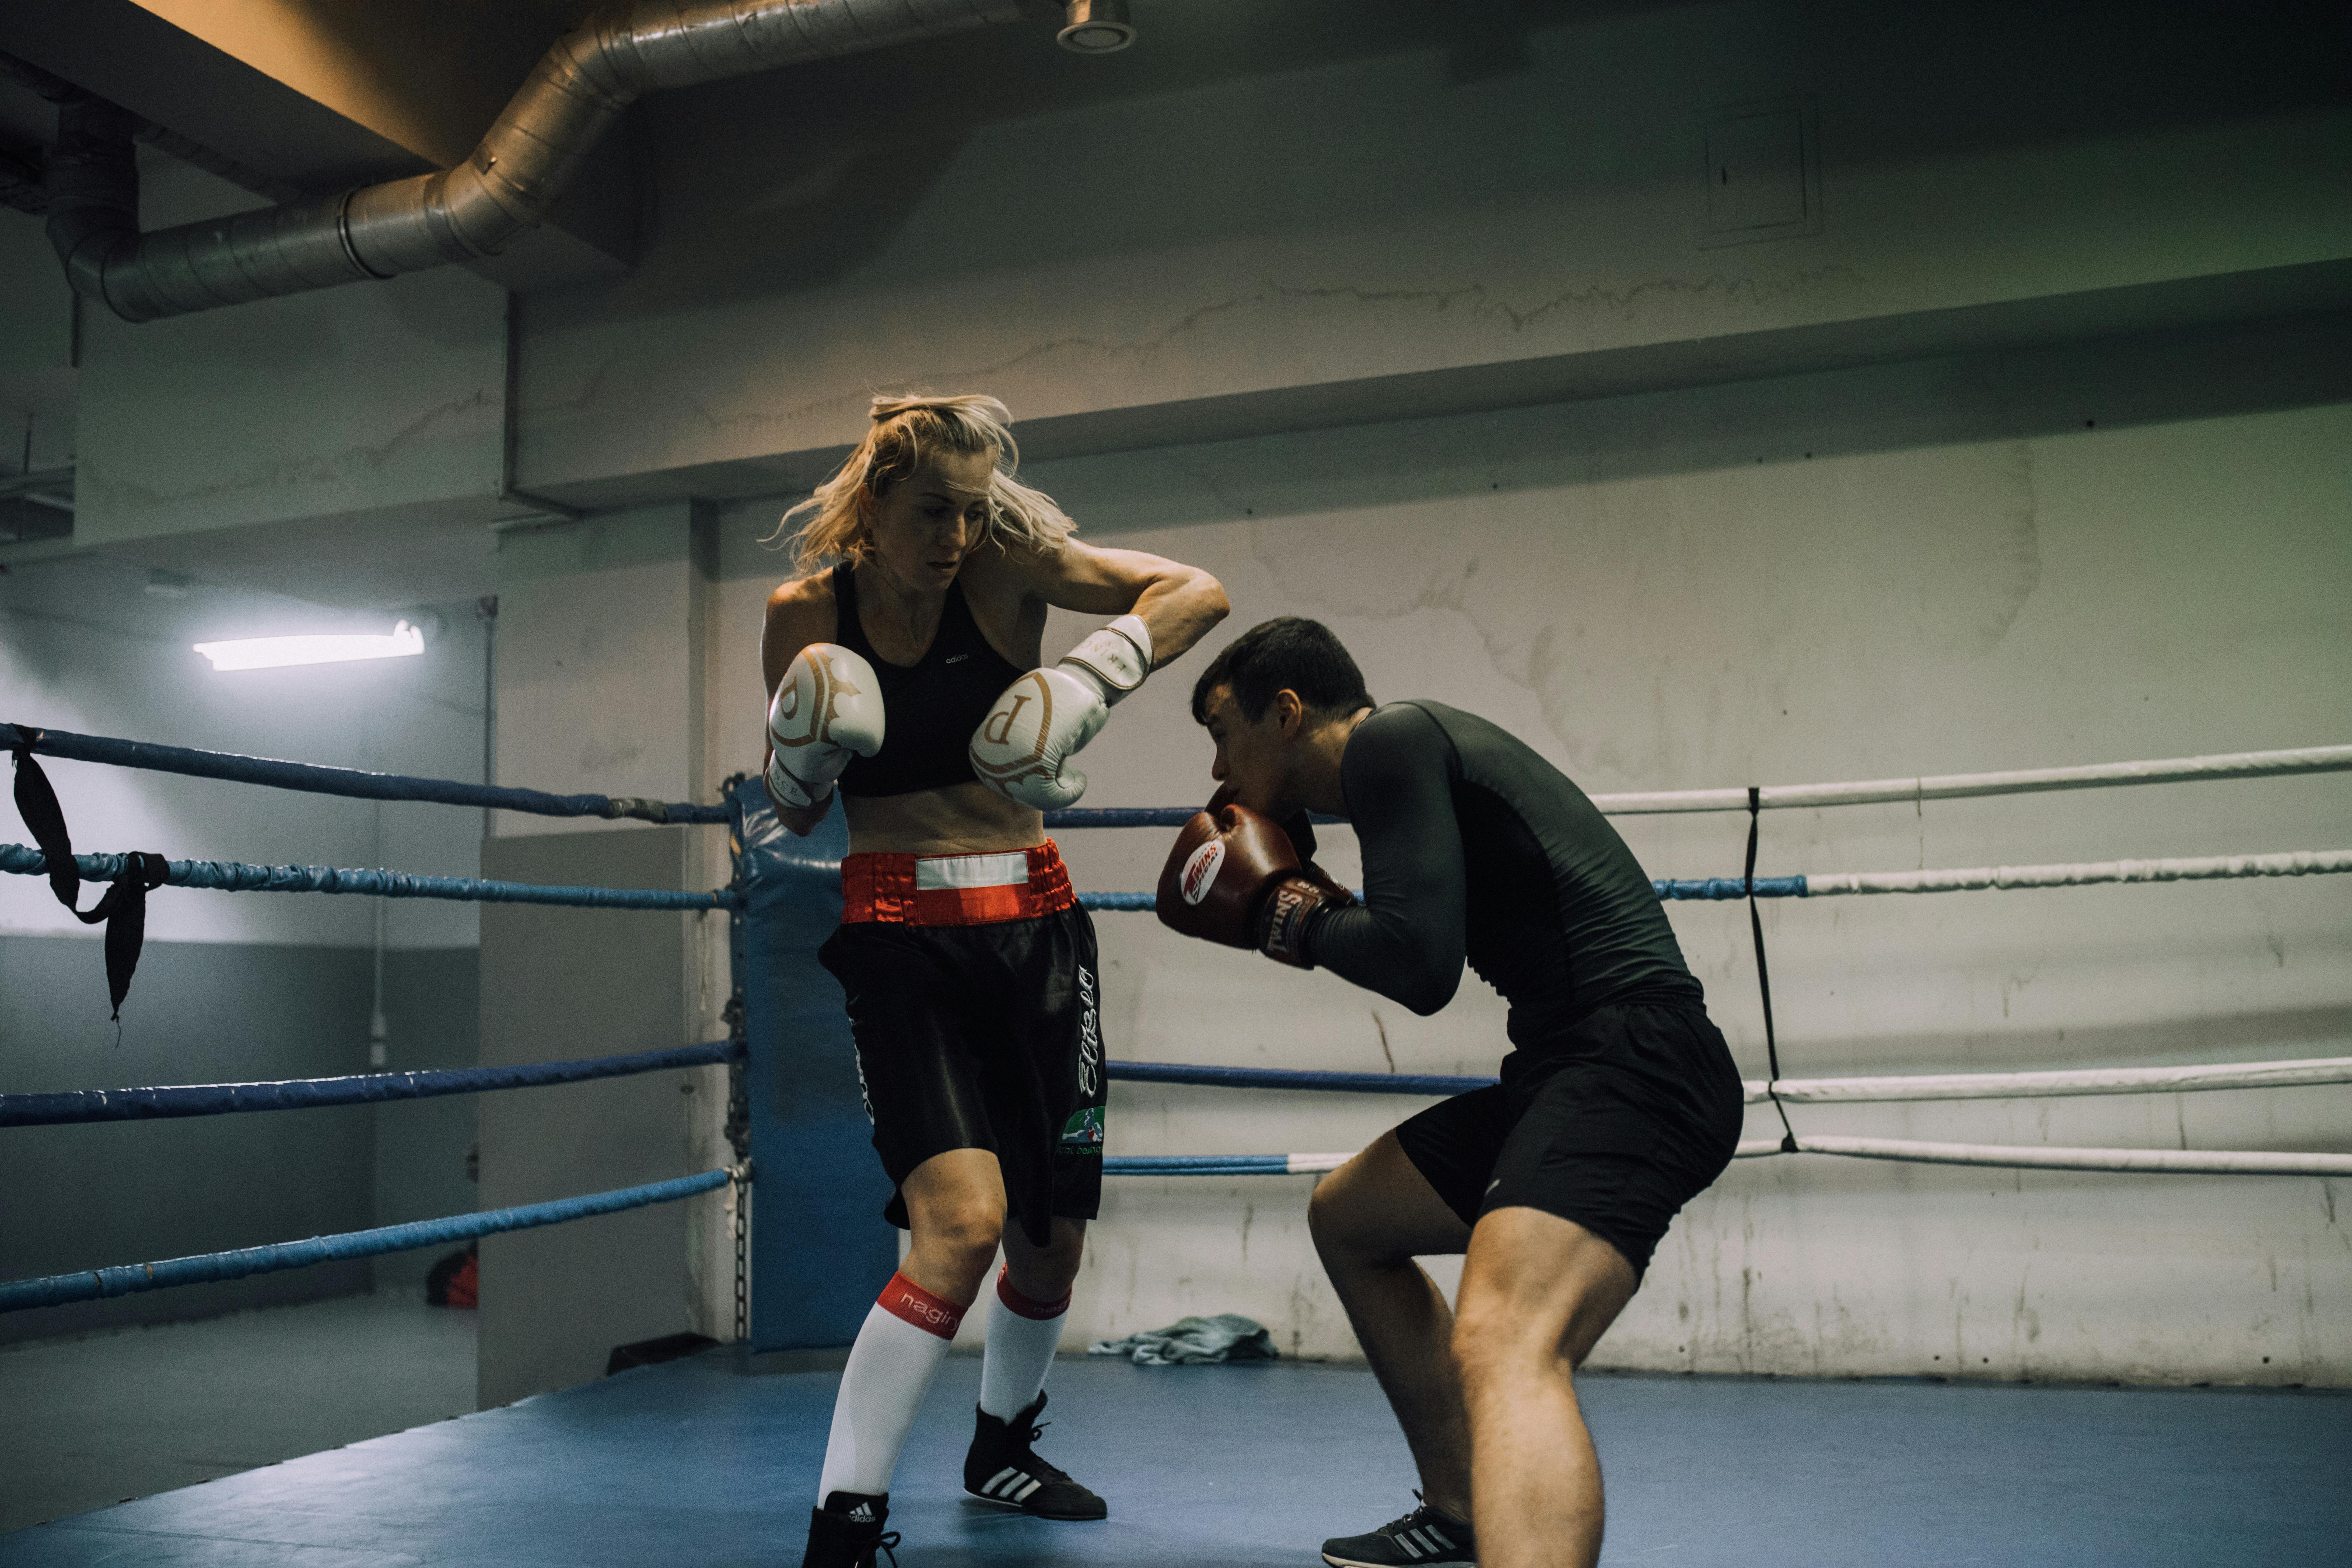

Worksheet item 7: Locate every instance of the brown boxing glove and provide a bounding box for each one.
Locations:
[1205,784,1330,878]
[1158,803,1344,968]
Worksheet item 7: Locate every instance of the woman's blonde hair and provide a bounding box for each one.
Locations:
[770,393,1075,575]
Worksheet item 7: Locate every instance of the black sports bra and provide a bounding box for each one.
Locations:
[830,563,1026,798]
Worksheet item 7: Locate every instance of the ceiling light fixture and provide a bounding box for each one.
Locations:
[1058,0,1135,53]
[194,620,426,672]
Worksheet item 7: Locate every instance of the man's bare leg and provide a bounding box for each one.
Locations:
[1308,1132,1476,1517]
[1451,1206,1638,1568]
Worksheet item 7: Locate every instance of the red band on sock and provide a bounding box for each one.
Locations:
[877,1272,966,1339]
[996,1266,1072,1321]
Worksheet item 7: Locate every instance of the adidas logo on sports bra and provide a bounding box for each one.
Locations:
[945,653,969,664]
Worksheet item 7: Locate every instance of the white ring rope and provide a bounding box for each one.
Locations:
[1739,1055,2352,1105]
[1732,1135,2352,1177]
[1145,1143,2352,1177]
[1593,742,2352,816]
[1797,848,2352,896]
[1134,749,2352,1184]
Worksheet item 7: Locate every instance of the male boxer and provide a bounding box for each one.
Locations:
[1158,617,1744,1568]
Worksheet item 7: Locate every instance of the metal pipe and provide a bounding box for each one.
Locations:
[44,0,1027,322]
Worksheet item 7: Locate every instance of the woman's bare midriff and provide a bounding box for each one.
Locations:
[842,780,1047,856]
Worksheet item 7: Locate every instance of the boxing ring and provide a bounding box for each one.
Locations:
[3,721,2348,1563]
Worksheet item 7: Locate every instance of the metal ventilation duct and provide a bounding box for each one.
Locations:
[45,0,1028,322]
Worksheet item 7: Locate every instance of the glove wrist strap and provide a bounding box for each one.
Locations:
[1058,614,1152,706]
[1257,878,1328,968]
[766,754,834,812]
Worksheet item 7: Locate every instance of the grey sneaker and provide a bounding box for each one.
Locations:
[1321,1493,1476,1567]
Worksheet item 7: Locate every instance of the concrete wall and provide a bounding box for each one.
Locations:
[517,0,2352,499]
[472,507,733,1405]
[474,830,727,1407]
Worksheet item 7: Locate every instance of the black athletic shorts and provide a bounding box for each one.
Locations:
[1392,993,1744,1276]
[817,844,1106,1248]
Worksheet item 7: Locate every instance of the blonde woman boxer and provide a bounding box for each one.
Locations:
[762,394,1227,1568]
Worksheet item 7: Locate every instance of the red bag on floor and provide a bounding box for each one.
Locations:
[426,1244,478,1309]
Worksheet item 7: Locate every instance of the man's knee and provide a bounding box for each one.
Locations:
[1450,1288,1557,1387]
[1454,1208,1638,1378]
[1308,1167,1385,1261]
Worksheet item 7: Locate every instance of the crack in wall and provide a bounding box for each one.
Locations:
[539,262,1867,451]
[85,390,497,518]
[1273,264,1868,334]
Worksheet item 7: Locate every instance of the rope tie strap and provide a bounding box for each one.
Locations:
[1745,787,1797,1153]
[9,741,170,1018]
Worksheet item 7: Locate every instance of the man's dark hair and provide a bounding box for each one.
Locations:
[1191,616,1374,724]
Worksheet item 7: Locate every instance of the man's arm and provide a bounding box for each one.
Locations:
[1307,705,1468,1015]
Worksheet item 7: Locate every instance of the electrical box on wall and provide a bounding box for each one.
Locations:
[1701,98,1822,247]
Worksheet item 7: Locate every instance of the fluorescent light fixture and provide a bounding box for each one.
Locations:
[194,620,426,672]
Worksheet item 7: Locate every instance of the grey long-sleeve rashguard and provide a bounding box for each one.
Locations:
[1304,701,1701,1048]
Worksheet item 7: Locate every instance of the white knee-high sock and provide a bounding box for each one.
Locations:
[978,1267,1070,1421]
[816,1272,966,1503]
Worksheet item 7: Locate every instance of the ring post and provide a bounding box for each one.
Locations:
[729,778,897,1351]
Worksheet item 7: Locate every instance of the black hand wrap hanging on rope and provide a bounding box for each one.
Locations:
[11,735,170,1020]
[1746,786,1798,1153]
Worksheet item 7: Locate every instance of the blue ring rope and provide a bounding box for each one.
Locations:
[1105,1155,1301,1174]
[1108,1059,1492,1094]
[4,847,1795,913]
[4,723,728,825]
[0,1168,732,1315]
[0,845,737,911]
[0,1040,741,1128]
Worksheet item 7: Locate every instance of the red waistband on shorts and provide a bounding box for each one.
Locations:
[840,842,1076,926]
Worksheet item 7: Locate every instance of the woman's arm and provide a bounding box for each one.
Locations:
[993,538,1229,669]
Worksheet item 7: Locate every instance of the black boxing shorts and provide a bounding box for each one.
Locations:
[1392,993,1745,1276]
[817,841,1106,1247]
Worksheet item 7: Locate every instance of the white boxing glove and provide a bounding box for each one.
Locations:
[765,642,885,810]
[968,614,1152,810]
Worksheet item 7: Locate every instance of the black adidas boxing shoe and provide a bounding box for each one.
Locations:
[962,1392,1108,1520]
[1321,1493,1477,1567]
[803,1491,898,1568]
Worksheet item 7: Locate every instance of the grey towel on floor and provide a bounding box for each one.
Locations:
[1086,1313,1280,1366]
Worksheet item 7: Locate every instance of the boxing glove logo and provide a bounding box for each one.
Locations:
[771,649,864,751]
[1178,840,1225,905]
